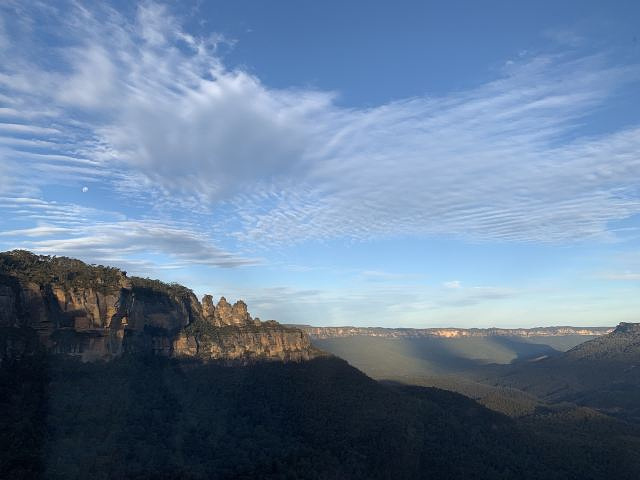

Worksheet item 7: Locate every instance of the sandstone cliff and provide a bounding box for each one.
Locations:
[0,250,319,362]
[295,325,613,340]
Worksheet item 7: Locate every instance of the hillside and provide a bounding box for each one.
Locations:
[2,354,640,479]
[481,322,640,422]
[565,322,640,361]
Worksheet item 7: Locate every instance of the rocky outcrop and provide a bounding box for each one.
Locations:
[202,294,216,322]
[207,296,253,326]
[0,250,319,363]
[296,325,614,340]
[612,322,640,335]
[174,322,316,362]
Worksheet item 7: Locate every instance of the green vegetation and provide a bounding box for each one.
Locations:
[0,250,199,302]
[185,318,298,339]
[476,326,640,423]
[1,354,639,479]
[384,375,544,417]
[0,250,123,294]
[483,355,640,423]
[129,276,196,302]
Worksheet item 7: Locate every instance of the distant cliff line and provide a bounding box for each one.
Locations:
[293,325,614,339]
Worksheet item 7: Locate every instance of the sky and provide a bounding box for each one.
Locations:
[0,0,639,328]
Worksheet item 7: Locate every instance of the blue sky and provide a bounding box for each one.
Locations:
[1,0,639,327]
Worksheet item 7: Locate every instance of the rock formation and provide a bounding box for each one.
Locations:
[0,250,319,363]
[201,294,215,318]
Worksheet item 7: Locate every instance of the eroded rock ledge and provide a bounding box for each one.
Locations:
[0,250,319,362]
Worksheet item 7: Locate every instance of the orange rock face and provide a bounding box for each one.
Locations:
[0,251,319,363]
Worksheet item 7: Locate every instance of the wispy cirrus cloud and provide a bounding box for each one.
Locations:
[438,286,518,307]
[0,0,639,261]
[25,221,258,268]
[0,225,73,237]
[1,219,257,270]
[0,123,60,135]
[0,196,256,270]
[599,272,640,281]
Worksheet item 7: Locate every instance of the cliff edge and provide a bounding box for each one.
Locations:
[0,250,320,362]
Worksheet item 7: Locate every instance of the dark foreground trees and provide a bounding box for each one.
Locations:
[1,354,639,479]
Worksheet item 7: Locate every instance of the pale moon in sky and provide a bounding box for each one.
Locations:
[82,186,89,193]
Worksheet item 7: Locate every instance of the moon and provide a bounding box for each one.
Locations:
[82,186,89,193]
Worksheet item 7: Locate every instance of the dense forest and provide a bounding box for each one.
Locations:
[2,353,639,479]
[0,250,195,300]
[0,251,125,294]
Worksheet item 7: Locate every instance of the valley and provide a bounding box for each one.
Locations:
[305,322,640,425]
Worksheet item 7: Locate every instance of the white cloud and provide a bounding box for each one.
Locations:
[0,197,256,270]
[0,159,8,195]
[57,45,117,107]
[26,221,257,268]
[0,224,73,237]
[0,1,639,255]
[0,123,59,135]
[4,220,257,269]
[600,272,640,281]
[101,70,330,201]
[0,196,120,225]
[443,280,461,289]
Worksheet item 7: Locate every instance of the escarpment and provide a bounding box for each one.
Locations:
[0,250,319,362]
[298,325,613,339]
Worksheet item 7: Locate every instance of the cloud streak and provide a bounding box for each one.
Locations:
[26,221,257,268]
[0,196,256,270]
[0,1,639,259]
[599,272,640,281]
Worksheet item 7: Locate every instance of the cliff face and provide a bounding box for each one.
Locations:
[175,321,315,362]
[0,250,318,362]
[297,325,613,340]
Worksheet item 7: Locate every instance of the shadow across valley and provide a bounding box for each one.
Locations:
[313,335,570,380]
